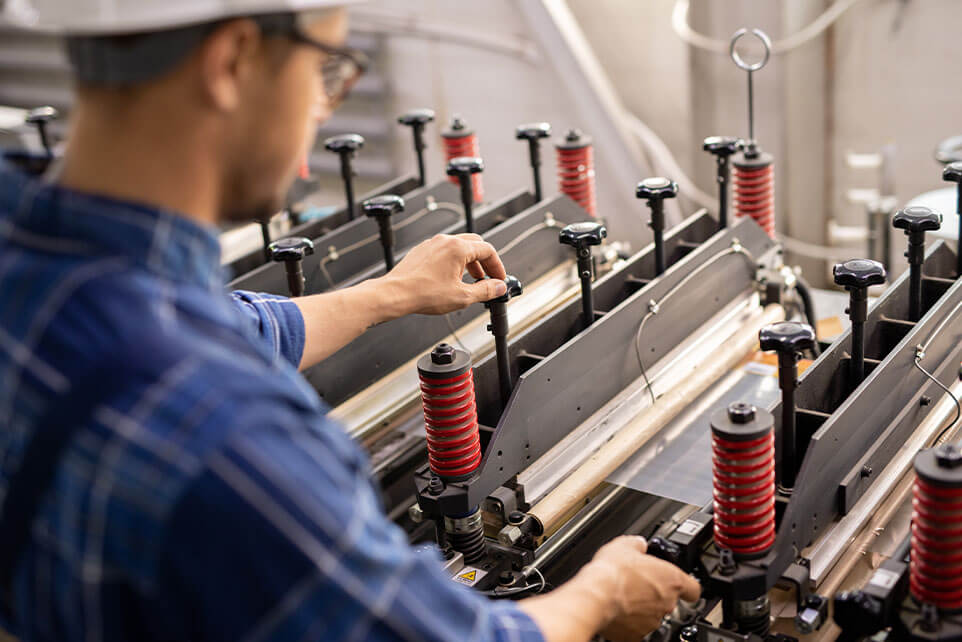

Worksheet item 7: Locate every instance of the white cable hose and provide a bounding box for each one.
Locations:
[622,112,715,211]
[671,0,869,55]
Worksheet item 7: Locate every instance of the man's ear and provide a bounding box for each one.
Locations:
[197,19,262,112]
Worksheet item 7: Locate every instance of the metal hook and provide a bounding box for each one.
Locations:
[729,28,772,72]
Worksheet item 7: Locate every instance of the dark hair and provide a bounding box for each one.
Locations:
[66,13,299,88]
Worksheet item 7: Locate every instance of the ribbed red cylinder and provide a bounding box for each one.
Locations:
[712,430,776,557]
[419,368,482,480]
[910,475,962,610]
[733,158,775,238]
[556,143,597,217]
[442,129,483,204]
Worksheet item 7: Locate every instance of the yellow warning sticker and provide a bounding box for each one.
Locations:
[453,567,487,586]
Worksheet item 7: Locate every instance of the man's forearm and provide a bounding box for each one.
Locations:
[519,575,613,642]
[293,276,409,370]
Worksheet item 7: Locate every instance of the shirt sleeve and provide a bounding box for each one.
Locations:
[153,406,544,642]
[229,290,305,368]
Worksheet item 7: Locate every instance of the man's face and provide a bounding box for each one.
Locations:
[221,9,348,223]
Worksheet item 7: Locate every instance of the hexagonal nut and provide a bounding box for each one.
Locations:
[408,504,425,524]
[498,525,523,546]
[794,607,821,634]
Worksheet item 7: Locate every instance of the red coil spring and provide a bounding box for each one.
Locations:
[556,142,597,218]
[733,161,775,238]
[910,475,962,610]
[712,431,777,557]
[419,369,483,479]
[442,129,483,204]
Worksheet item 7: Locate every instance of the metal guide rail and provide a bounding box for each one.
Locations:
[225,174,421,278]
[645,242,962,642]
[367,210,718,529]
[404,217,781,593]
[305,194,584,410]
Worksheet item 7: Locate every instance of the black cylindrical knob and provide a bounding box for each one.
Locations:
[833,259,886,388]
[25,106,57,158]
[559,222,607,330]
[759,321,815,491]
[942,162,962,277]
[703,136,740,230]
[446,156,484,234]
[516,122,551,202]
[398,108,435,187]
[324,133,365,220]
[893,205,942,322]
[269,237,315,297]
[362,194,405,272]
[636,177,679,276]
[484,275,523,408]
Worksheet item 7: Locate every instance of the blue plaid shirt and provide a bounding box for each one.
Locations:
[0,168,543,642]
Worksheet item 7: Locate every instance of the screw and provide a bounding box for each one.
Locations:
[860,466,873,478]
[920,395,932,407]
[719,548,737,576]
[428,476,444,495]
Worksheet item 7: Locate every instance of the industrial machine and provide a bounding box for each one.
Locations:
[317,28,962,642]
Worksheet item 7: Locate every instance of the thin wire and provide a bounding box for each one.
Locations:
[496,219,570,256]
[914,358,962,438]
[312,203,462,288]
[633,244,758,404]
[444,313,470,354]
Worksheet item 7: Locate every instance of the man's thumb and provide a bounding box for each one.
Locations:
[468,278,507,303]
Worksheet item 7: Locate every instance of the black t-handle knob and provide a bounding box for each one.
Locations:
[362,194,405,272]
[759,321,815,492]
[833,259,885,388]
[943,162,962,277]
[324,133,365,220]
[560,222,607,329]
[636,177,678,276]
[25,106,57,157]
[269,237,315,297]
[893,205,942,321]
[703,136,740,230]
[516,122,551,201]
[484,275,523,407]
[398,108,435,186]
[446,156,484,234]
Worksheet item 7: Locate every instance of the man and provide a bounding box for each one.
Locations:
[0,2,700,640]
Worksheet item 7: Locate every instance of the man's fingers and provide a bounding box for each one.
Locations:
[678,572,702,603]
[465,260,486,280]
[465,278,507,303]
[460,239,507,280]
[454,233,485,244]
[626,536,648,555]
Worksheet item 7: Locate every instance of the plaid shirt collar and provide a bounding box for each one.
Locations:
[1,168,225,292]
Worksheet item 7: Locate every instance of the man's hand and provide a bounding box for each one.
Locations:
[519,536,701,642]
[378,233,508,316]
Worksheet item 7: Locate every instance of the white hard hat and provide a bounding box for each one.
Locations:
[3,0,361,35]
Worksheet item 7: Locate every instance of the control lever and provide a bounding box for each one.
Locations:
[942,162,962,277]
[324,133,365,220]
[759,321,815,492]
[559,222,607,329]
[484,275,523,407]
[893,206,942,322]
[515,122,551,201]
[257,218,272,263]
[25,106,57,158]
[269,237,315,297]
[446,157,484,234]
[635,177,679,276]
[398,109,435,187]
[703,136,740,230]
[833,259,886,387]
[362,194,405,271]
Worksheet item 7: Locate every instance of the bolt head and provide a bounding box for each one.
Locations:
[268,237,315,262]
[499,525,523,546]
[323,133,364,153]
[936,444,962,469]
[943,161,962,183]
[893,206,942,234]
[431,343,456,365]
[727,402,756,424]
[636,177,679,201]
